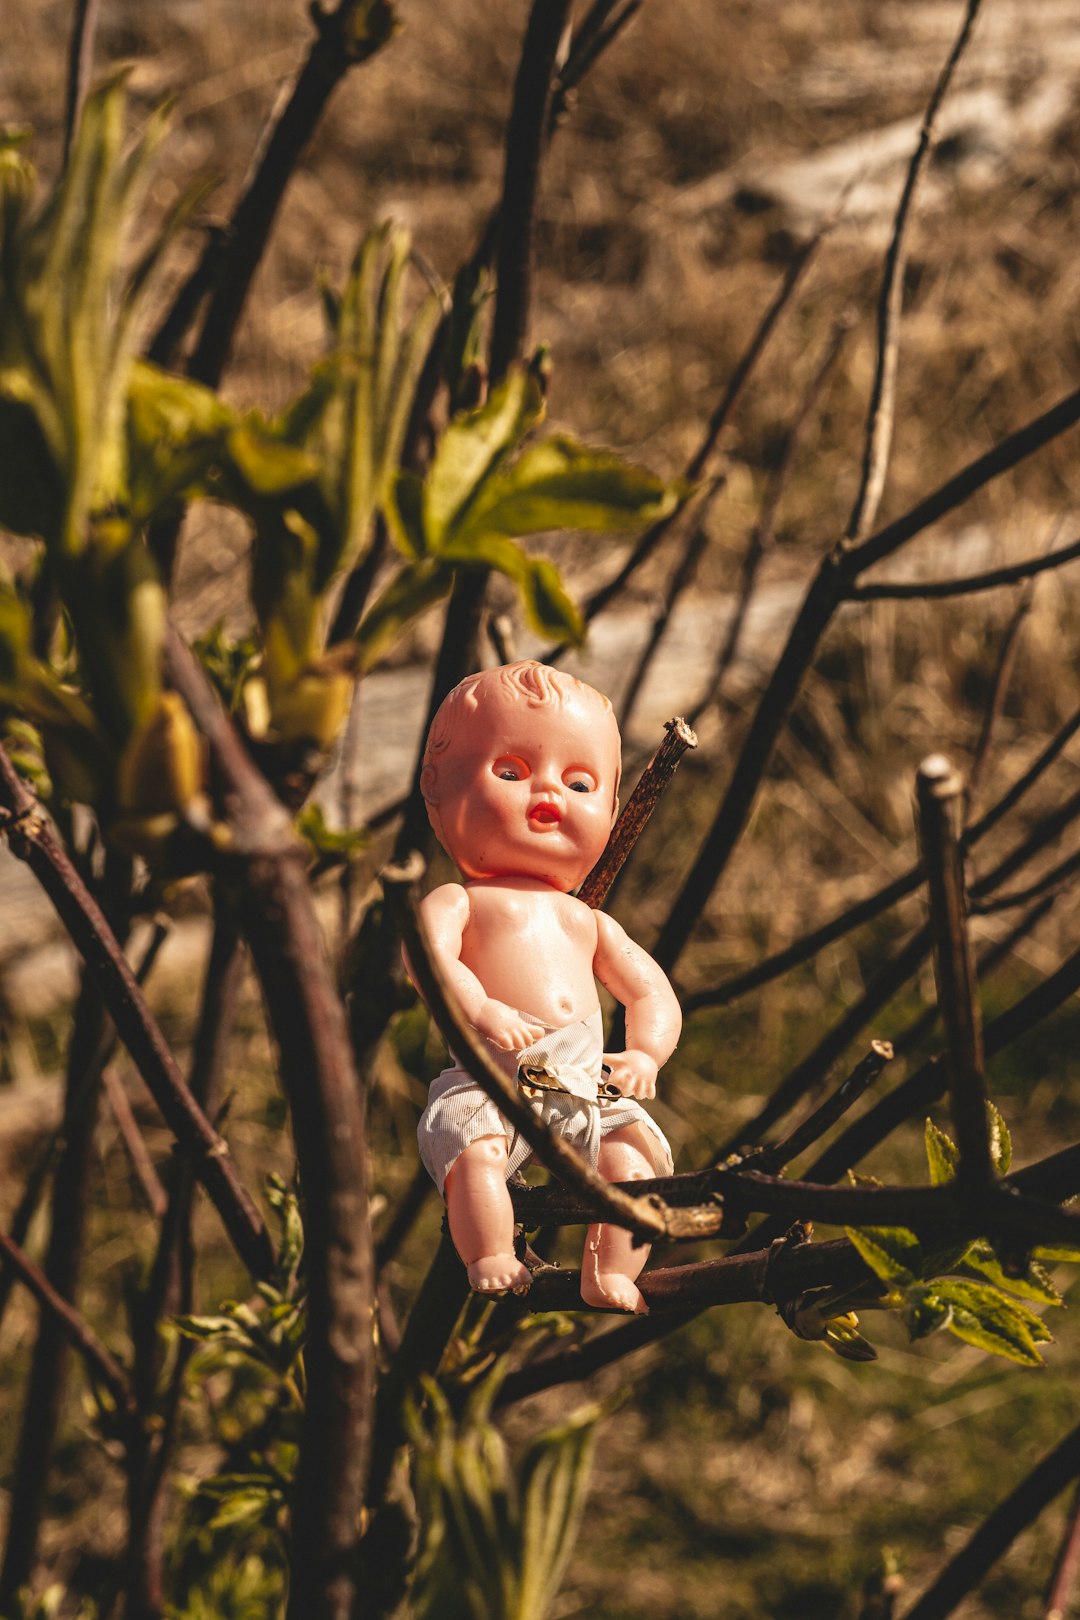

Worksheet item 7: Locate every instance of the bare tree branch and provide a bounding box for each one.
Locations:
[578,718,698,908]
[0,1223,134,1424]
[916,756,992,1184]
[0,745,274,1281]
[560,211,841,647]
[688,311,852,727]
[846,0,984,542]
[164,628,373,1620]
[850,535,1080,601]
[653,380,1080,976]
[183,0,397,386]
[1043,1482,1080,1620]
[902,1422,1080,1620]
[101,1065,168,1219]
[489,0,573,382]
[965,578,1035,814]
[0,916,169,1332]
[683,700,1080,1013]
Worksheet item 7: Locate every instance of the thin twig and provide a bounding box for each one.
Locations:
[183,0,396,386]
[850,535,1080,601]
[712,926,930,1163]
[689,312,852,726]
[375,1162,435,1274]
[680,694,1080,1015]
[490,0,573,382]
[916,756,992,1184]
[0,917,169,1331]
[965,579,1035,815]
[561,210,842,648]
[0,1224,134,1422]
[847,0,984,542]
[1044,1482,1080,1620]
[577,718,698,908]
[654,380,1080,976]
[976,847,1080,917]
[549,0,642,131]
[126,905,245,1620]
[752,1041,894,1173]
[787,940,1080,1208]
[618,484,723,734]
[706,775,1080,1162]
[0,744,274,1281]
[902,1422,1080,1620]
[101,1065,168,1219]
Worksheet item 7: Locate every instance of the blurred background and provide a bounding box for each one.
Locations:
[3,2,1080,1615]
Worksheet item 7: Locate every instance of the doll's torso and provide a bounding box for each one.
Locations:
[458,877,601,1027]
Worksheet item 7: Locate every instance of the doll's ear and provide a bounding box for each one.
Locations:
[611,794,620,823]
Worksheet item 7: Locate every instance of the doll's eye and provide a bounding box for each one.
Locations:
[493,757,526,782]
[567,779,591,793]
[564,770,596,793]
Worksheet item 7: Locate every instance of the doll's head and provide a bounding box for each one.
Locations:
[421,662,621,890]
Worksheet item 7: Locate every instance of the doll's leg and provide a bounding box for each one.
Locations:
[581,1124,666,1315]
[444,1135,531,1296]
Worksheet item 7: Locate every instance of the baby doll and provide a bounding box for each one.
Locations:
[413,660,681,1314]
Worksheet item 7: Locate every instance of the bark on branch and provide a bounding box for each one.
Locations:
[0,745,274,1281]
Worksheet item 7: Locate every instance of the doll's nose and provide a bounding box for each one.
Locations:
[531,762,563,796]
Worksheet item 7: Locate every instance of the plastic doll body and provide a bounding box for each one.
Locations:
[416,662,681,1312]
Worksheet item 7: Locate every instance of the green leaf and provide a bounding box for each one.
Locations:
[126,359,233,518]
[207,1487,282,1533]
[845,1225,922,1286]
[226,422,318,496]
[423,367,544,548]
[354,560,453,674]
[386,468,427,558]
[173,1314,252,1344]
[443,261,491,413]
[924,1118,959,1185]
[296,802,370,862]
[903,1285,953,1341]
[1033,1244,1080,1265]
[959,1239,1063,1307]
[459,433,689,543]
[933,1278,1051,1366]
[519,555,584,643]
[987,1101,1012,1175]
[439,530,584,642]
[518,1404,606,1620]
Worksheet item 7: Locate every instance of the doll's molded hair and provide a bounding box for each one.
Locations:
[421,661,618,814]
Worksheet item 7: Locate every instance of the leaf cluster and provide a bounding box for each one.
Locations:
[843,1111,1076,1366]
[406,1362,609,1620]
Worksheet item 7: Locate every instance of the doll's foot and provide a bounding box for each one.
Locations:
[580,1272,649,1314]
[467,1253,532,1296]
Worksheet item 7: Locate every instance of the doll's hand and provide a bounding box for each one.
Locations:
[472,999,547,1052]
[601,1049,659,1100]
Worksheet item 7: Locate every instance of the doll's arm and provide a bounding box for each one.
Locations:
[409,885,545,1051]
[593,910,682,1099]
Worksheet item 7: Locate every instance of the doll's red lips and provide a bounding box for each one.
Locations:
[529,802,563,826]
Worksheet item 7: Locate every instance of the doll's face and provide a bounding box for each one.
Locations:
[428,685,620,890]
